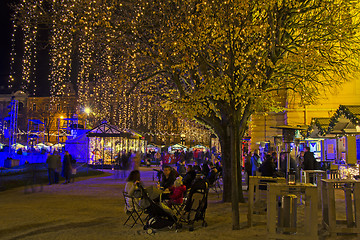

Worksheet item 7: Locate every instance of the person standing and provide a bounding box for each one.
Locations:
[133,151,141,170]
[258,154,276,177]
[61,151,72,184]
[250,150,261,176]
[302,147,317,170]
[302,147,317,183]
[121,150,129,178]
[54,150,62,184]
[245,152,252,187]
[46,153,56,185]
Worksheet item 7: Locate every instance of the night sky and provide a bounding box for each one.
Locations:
[0,0,12,94]
[0,0,50,97]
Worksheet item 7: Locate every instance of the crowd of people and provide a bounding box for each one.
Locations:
[245,146,319,183]
[145,148,215,166]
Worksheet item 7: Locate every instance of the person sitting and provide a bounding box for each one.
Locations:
[168,176,187,207]
[193,161,202,173]
[124,170,141,213]
[182,165,196,189]
[201,160,211,177]
[206,163,218,185]
[160,166,177,190]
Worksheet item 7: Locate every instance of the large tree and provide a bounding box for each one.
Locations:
[13,0,360,229]
[117,0,360,228]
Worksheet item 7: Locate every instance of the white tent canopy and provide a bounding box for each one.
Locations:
[168,143,187,152]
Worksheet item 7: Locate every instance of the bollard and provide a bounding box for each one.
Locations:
[277,194,297,234]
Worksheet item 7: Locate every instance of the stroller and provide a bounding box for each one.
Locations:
[181,178,209,231]
[136,184,179,233]
[137,178,209,233]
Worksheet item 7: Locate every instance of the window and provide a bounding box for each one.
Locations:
[32,103,36,111]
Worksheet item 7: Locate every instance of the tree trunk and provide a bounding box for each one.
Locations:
[219,134,232,202]
[237,136,245,203]
[230,125,240,229]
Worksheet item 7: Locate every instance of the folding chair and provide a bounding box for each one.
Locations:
[170,190,189,221]
[209,173,223,198]
[123,191,144,228]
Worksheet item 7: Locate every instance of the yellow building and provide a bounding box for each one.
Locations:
[287,73,360,126]
[250,74,360,152]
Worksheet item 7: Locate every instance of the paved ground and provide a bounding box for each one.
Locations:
[0,167,358,240]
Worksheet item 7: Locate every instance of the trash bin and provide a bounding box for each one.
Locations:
[278,194,297,234]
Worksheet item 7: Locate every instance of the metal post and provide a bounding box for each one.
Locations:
[8,99,18,157]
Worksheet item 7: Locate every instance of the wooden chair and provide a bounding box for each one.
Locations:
[123,191,144,228]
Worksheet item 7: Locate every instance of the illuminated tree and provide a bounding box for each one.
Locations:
[119,0,360,228]
[12,0,360,228]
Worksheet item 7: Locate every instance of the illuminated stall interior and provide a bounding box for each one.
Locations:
[87,122,146,165]
[306,117,332,162]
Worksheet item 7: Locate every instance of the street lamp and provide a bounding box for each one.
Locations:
[84,107,91,115]
[84,107,91,129]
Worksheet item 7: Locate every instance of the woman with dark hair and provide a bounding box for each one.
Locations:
[124,170,141,213]
[125,170,141,195]
[160,166,177,190]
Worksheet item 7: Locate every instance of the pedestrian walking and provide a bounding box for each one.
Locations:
[46,152,57,185]
[61,151,72,184]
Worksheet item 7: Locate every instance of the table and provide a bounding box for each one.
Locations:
[267,183,318,240]
[247,176,286,227]
[321,179,360,237]
[301,170,327,185]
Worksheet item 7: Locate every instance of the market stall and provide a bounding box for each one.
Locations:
[168,143,187,153]
[87,122,146,165]
[318,105,360,178]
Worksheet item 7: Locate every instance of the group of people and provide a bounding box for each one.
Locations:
[124,167,188,212]
[46,151,76,185]
[124,158,223,213]
[245,146,318,182]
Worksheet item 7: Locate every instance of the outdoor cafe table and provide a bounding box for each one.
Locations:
[300,170,327,185]
[247,176,286,227]
[321,178,360,237]
[267,183,318,240]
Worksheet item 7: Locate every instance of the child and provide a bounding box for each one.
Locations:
[168,176,186,206]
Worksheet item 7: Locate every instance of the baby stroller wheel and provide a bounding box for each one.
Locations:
[143,225,148,230]
[189,226,194,231]
[147,228,155,234]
